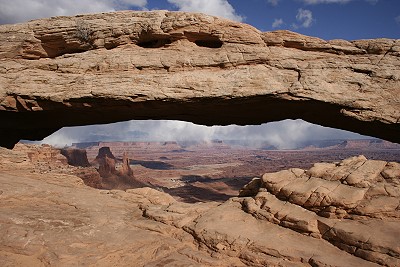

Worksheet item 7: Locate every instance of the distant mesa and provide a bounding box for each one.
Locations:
[96,146,116,160]
[72,139,400,155]
[94,147,117,177]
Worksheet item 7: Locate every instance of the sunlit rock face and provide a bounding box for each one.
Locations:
[0,10,399,148]
[239,156,400,266]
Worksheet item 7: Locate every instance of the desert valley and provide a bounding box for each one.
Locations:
[67,139,400,202]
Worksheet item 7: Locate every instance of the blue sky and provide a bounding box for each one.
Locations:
[1,0,399,40]
[145,0,400,40]
[229,0,399,40]
[1,0,397,147]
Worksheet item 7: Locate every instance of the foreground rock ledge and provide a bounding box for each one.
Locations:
[1,146,399,266]
[0,10,399,147]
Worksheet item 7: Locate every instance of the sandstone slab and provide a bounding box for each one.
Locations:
[242,156,400,266]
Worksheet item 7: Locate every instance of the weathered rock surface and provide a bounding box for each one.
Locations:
[0,11,399,148]
[1,145,399,266]
[241,155,400,266]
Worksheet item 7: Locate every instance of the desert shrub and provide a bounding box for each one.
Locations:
[75,20,91,43]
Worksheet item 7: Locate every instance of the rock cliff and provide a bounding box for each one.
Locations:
[0,10,399,148]
[60,147,90,167]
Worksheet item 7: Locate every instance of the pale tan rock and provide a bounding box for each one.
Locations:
[0,11,399,148]
[242,192,323,236]
[241,156,400,266]
[238,177,261,197]
[144,201,219,228]
[0,152,232,266]
[382,162,400,180]
[183,199,379,267]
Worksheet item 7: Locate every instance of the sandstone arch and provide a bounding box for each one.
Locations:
[0,11,399,148]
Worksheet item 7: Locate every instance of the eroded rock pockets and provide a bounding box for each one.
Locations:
[0,10,251,60]
[0,11,395,60]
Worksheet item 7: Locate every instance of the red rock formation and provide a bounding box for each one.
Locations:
[96,147,116,160]
[94,146,117,178]
[25,144,68,165]
[98,154,116,178]
[85,141,183,161]
[60,148,90,167]
[121,152,133,177]
[73,168,103,189]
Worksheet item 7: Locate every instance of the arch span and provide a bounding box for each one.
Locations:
[0,11,399,148]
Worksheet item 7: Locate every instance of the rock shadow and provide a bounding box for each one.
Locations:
[165,184,232,203]
[129,159,174,170]
[164,175,254,203]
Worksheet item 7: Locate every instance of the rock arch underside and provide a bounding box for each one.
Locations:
[0,10,399,148]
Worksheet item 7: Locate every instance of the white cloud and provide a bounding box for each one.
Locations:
[272,18,284,28]
[267,0,280,6]
[40,119,366,149]
[294,8,314,28]
[167,0,243,21]
[0,0,147,24]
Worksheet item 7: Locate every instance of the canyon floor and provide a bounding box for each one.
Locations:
[0,141,399,266]
[80,140,400,203]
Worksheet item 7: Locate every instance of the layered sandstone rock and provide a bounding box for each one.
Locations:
[240,156,400,266]
[0,11,399,148]
[1,144,398,266]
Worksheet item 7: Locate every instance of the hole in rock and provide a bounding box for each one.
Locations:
[137,39,173,48]
[194,39,223,48]
[136,31,173,48]
[184,32,223,48]
[25,119,400,203]
[35,34,92,58]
